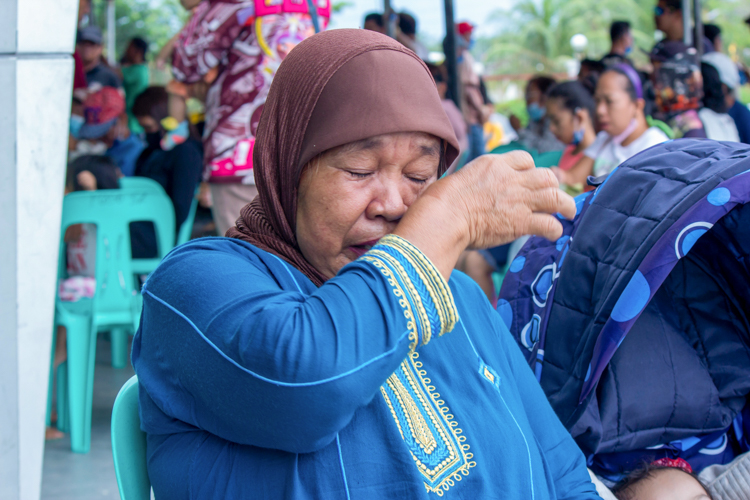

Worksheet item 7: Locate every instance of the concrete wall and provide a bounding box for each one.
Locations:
[0,1,78,499]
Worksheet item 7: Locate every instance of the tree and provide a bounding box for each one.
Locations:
[92,0,188,62]
[480,0,657,75]
[703,0,750,67]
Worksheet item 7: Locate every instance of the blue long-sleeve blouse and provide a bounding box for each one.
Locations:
[132,234,600,499]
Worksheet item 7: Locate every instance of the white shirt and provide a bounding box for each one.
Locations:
[698,108,741,142]
[585,127,670,177]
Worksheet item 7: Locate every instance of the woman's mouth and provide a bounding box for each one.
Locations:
[348,240,380,257]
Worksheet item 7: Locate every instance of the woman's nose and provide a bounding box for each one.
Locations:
[366,178,410,222]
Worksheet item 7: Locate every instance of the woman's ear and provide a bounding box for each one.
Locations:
[636,98,646,114]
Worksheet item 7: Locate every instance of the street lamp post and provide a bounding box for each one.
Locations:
[383,0,395,38]
[443,0,460,109]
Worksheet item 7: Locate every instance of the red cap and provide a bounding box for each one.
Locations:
[457,22,474,35]
[83,87,125,126]
[79,87,125,139]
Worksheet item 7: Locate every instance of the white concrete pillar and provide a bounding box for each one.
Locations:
[0,1,78,499]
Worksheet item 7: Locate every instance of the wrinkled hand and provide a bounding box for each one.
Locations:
[437,151,576,249]
[394,151,576,280]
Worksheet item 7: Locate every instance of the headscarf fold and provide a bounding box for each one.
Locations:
[227,29,460,286]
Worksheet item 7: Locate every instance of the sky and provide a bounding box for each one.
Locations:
[328,0,513,42]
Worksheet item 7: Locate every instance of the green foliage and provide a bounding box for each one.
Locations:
[703,0,750,68]
[332,1,353,14]
[93,0,188,62]
[480,0,658,75]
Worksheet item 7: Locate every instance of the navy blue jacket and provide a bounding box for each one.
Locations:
[498,139,750,477]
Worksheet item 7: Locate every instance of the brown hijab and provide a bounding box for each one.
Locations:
[227,29,460,286]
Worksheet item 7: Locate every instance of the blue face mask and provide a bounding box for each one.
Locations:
[69,115,85,139]
[527,103,546,122]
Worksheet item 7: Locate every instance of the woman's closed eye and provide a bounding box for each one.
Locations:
[407,175,428,184]
[346,170,373,179]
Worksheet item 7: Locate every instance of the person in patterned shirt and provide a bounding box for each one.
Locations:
[171,0,330,235]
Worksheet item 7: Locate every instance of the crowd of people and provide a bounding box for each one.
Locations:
[51,0,750,499]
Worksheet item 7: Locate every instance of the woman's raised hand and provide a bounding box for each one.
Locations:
[446,151,576,248]
[395,152,576,280]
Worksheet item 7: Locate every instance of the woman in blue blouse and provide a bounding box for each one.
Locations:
[132,29,600,499]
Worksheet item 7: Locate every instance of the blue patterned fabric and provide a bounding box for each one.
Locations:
[132,235,600,499]
[498,139,750,479]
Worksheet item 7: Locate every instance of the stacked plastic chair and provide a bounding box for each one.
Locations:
[49,188,174,453]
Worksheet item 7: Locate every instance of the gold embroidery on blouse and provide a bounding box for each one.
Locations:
[365,249,433,345]
[381,353,475,496]
[360,255,420,351]
[378,235,458,336]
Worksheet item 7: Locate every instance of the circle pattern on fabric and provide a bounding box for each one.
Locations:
[509,256,526,273]
[675,222,714,259]
[611,270,650,323]
[699,435,728,456]
[520,315,541,350]
[707,187,731,206]
[531,264,555,308]
[496,299,513,329]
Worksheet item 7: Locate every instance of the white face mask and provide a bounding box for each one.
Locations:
[612,118,639,144]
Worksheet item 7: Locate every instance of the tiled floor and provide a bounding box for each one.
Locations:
[42,337,135,500]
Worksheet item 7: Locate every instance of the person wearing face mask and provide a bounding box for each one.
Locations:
[131,86,203,257]
[555,64,669,187]
[511,76,566,154]
[71,87,145,177]
[546,80,598,191]
[601,21,634,68]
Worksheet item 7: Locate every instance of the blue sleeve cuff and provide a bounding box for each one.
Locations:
[360,234,458,350]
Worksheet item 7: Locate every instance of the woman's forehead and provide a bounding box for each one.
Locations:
[331,132,440,158]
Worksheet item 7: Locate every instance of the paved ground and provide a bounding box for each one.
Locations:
[42,337,135,500]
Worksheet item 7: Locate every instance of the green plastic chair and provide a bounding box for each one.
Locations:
[177,188,199,246]
[488,141,531,156]
[112,376,151,500]
[49,189,174,453]
[119,176,164,192]
[120,176,198,248]
[119,177,175,275]
[534,150,564,169]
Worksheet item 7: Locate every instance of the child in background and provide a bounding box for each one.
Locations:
[612,460,714,500]
[546,80,598,193]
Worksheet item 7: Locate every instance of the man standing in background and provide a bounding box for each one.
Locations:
[363,12,385,34]
[601,21,633,67]
[120,37,151,135]
[76,26,122,89]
